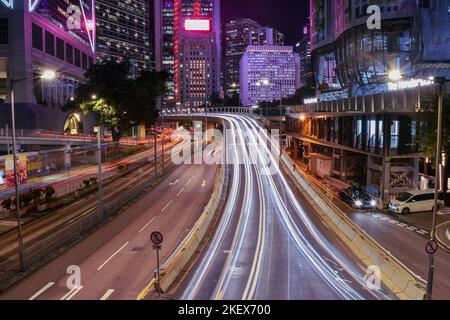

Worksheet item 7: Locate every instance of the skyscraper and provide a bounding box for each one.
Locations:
[225,18,260,99]
[295,21,314,88]
[0,0,96,131]
[154,0,221,109]
[240,45,300,107]
[95,0,153,76]
[254,26,284,46]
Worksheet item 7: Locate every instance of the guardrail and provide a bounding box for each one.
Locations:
[280,150,427,300]
[0,157,174,291]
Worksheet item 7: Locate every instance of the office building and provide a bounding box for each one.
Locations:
[240,45,300,106]
[225,18,260,99]
[154,0,221,109]
[0,0,96,132]
[254,26,284,46]
[285,0,450,204]
[295,21,314,88]
[95,0,154,76]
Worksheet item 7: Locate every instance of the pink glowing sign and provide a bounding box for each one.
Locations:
[184,19,211,32]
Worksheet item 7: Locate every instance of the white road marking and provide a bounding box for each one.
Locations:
[97,242,129,271]
[100,289,115,300]
[176,188,185,197]
[201,180,207,188]
[169,179,179,186]
[417,230,428,235]
[29,282,55,300]
[185,179,192,186]
[161,200,174,212]
[139,217,157,233]
[60,286,84,300]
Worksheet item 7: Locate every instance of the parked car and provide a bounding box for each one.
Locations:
[389,190,444,215]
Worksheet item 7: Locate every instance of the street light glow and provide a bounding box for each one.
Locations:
[388,69,402,82]
[41,70,57,80]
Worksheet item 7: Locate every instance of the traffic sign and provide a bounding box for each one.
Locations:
[151,231,163,245]
[426,240,438,255]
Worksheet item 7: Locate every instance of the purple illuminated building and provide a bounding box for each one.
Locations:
[0,0,96,133]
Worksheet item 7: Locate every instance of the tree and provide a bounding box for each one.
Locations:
[63,61,168,141]
[418,92,450,203]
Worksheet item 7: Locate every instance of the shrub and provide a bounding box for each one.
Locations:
[83,180,91,188]
[1,198,13,210]
[45,186,56,202]
[90,177,98,184]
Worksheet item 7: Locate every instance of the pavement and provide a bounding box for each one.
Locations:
[178,114,392,300]
[0,159,217,300]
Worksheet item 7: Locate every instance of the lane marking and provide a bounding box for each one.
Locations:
[60,286,84,300]
[185,179,192,186]
[201,180,207,188]
[139,217,157,233]
[161,200,174,212]
[136,278,156,300]
[97,242,129,271]
[29,282,55,300]
[176,188,185,197]
[100,289,115,300]
[169,179,179,186]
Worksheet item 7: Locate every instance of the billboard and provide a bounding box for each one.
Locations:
[5,155,27,188]
[184,19,211,32]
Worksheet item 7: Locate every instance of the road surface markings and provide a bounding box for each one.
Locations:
[29,282,55,300]
[202,180,207,188]
[417,230,428,235]
[100,289,115,300]
[161,200,174,212]
[185,179,192,186]
[97,242,129,271]
[176,188,185,197]
[407,226,417,231]
[169,179,179,186]
[139,217,157,233]
[60,286,84,300]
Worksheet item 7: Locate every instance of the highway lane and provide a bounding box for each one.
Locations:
[0,156,218,300]
[181,114,394,300]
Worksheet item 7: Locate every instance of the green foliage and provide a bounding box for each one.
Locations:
[90,177,98,184]
[63,61,168,141]
[83,180,92,188]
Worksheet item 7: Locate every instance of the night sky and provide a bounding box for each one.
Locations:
[221,0,310,45]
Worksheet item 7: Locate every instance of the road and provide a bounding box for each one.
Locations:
[0,158,218,299]
[296,166,450,299]
[180,114,394,300]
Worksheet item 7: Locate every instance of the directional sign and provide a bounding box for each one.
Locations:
[151,231,163,245]
[426,240,438,255]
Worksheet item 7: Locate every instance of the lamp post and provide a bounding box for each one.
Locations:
[9,69,56,271]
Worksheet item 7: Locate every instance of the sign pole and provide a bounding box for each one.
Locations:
[150,231,164,298]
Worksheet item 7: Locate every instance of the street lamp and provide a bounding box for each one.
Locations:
[388,69,402,82]
[9,68,57,271]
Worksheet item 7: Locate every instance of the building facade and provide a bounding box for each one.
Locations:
[240,45,300,106]
[95,0,154,76]
[0,0,96,133]
[225,18,260,99]
[154,0,221,109]
[254,26,284,46]
[285,0,450,204]
[295,21,314,88]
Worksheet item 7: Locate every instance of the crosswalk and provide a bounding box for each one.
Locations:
[365,212,429,236]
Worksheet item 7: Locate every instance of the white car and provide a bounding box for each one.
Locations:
[389,190,444,215]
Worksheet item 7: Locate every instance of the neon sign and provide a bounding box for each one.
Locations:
[27,0,96,53]
[184,19,211,32]
[1,0,13,9]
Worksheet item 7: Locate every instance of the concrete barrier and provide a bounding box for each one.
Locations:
[280,152,426,300]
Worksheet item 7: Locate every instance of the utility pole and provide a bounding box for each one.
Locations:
[10,80,25,271]
[97,126,104,222]
[426,77,447,300]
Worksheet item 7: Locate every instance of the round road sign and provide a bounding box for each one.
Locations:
[151,231,163,245]
[426,240,438,255]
